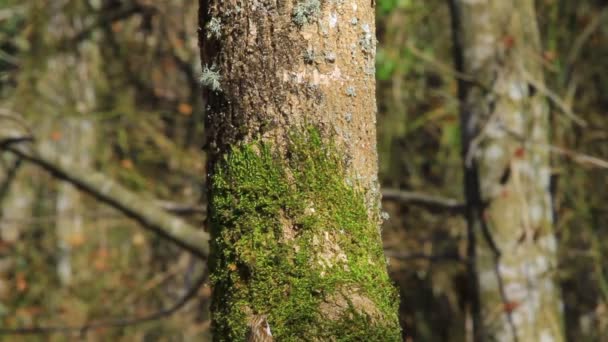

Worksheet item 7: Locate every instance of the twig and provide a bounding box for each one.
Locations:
[0,136,33,149]
[566,8,608,71]
[123,259,189,307]
[384,250,463,262]
[0,108,34,136]
[0,203,205,226]
[2,139,210,258]
[519,67,587,127]
[405,42,490,92]
[157,201,206,216]
[547,145,608,169]
[381,188,465,214]
[504,127,608,169]
[0,156,22,203]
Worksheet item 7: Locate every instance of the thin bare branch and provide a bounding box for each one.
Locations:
[0,108,34,136]
[519,66,587,127]
[0,203,205,226]
[384,250,463,262]
[0,155,22,203]
[566,8,608,70]
[381,188,465,214]
[2,139,210,258]
[157,201,207,216]
[405,42,490,92]
[504,128,608,169]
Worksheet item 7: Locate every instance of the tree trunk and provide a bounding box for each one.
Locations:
[199,1,401,340]
[54,118,95,285]
[0,154,32,302]
[449,0,565,341]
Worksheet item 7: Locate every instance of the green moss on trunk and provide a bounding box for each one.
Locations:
[209,128,400,341]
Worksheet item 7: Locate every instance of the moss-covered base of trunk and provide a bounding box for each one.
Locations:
[209,128,401,341]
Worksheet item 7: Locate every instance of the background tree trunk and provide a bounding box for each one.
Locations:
[199,1,401,340]
[0,155,32,303]
[54,118,95,285]
[449,0,565,341]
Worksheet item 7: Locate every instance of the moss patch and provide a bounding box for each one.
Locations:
[209,128,401,341]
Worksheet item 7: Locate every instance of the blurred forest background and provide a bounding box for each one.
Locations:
[0,0,607,341]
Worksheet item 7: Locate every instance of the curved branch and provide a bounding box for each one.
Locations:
[384,250,463,262]
[0,154,22,203]
[3,140,209,258]
[381,188,465,214]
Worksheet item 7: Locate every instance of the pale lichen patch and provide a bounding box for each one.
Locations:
[319,288,382,322]
[465,33,495,69]
[484,144,504,161]
[281,67,347,85]
[538,235,557,253]
[504,282,527,301]
[508,81,528,101]
[528,204,543,224]
[329,12,338,28]
[279,209,297,242]
[539,330,556,342]
[315,231,349,272]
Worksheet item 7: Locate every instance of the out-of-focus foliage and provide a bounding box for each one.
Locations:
[0,0,607,341]
[376,1,467,340]
[376,0,608,341]
[536,1,608,340]
[0,1,209,340]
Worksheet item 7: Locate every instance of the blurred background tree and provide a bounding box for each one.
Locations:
[449,0,564,340]
[0,0,606,341]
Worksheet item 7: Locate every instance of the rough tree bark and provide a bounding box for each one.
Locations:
[449,0,565,341]
[199,1,401,340]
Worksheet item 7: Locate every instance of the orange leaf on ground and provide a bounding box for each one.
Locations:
[50,131,62,141]
[93,248,109,271]
[121,159,134,169]
[68,233,85,247]
[16,273,27,292]
[543,50,557,62]
[111,22,122,33]
[178,103,193,116]
[94,258,108,271]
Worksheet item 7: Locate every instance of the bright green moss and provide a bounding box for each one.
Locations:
[209,128,401,341]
